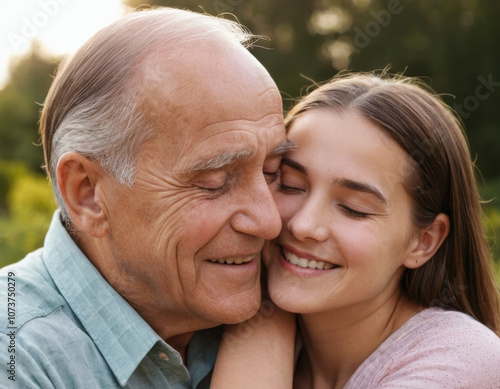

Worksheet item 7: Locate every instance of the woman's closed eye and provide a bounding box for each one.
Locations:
[339,204,370,218]
[278,182,306,193]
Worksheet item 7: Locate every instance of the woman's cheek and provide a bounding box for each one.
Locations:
[261,240,274,269]
[275,192,301,221]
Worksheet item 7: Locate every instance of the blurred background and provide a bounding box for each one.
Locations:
[0,0,499,284]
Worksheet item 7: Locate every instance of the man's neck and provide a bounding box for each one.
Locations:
[165,332,195,362]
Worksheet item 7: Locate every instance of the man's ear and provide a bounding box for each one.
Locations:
[404,213,450,269]
[57,152,108,238]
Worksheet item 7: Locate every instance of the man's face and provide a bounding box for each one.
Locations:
[98,43,287,330]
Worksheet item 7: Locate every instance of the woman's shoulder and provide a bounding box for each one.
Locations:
[345,307,500,388]
[404,307,500,357]
[406,306,499,342]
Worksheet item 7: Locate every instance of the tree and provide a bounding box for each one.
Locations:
[0,44,60,173]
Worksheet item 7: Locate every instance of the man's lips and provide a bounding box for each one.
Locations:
[282,247,338,270]
[207,254,258,265]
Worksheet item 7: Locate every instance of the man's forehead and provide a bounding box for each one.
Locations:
[138,42,283,126]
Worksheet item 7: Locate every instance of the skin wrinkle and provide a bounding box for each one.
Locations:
[111,185,201,320]
[173,131,280,194]
[145,116,285,173]
[105,178,193,267]
[133,180,202,258]
[134,132,283,212]
[181,112,285,137]
[188,139,294,173]
[256,83,284,103]
[140,47,284,130]
[102,129,263,333]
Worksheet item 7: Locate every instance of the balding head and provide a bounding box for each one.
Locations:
[40,7,263,222]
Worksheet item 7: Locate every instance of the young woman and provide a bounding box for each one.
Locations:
[212,73,500,388]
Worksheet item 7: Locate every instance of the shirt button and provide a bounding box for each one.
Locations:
[158,352,169,361]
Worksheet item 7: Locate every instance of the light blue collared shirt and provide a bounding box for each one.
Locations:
[0,211,221,388]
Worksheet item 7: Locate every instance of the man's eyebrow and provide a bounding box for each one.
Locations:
[187,139,295,173]
[273,139,296,155]
[188,150,253,172]
[332,177,388,204]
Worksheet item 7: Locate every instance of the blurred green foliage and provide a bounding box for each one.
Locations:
[482,178,500,270]
[0,46,59,267]
[0,46,59,172]
[0,160,56,267]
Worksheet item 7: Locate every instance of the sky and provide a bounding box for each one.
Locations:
[0,0,127,89]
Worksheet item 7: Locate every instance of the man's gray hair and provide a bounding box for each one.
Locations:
[40,7,258,222]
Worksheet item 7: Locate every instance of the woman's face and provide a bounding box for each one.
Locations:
[265,109,420,315]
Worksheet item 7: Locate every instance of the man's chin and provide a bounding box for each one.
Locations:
[203,288,262,326]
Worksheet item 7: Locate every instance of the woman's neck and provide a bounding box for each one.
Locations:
[295,292,422,389]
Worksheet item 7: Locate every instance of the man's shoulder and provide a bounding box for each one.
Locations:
[0,254,115,388]
[0,310,116,388]
[0,249,66,334]
[1,304,89,351]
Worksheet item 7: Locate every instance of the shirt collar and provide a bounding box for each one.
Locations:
[187,326,222,386]
[42,211,164,386]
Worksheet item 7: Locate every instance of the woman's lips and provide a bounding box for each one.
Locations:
[282,247,338,270]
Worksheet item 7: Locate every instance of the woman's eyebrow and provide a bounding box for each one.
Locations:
[281,157,307,175]
[332,177,388,204]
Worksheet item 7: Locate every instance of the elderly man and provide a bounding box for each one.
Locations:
[0,7,291,388]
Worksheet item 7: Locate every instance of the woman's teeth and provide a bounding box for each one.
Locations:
[283,250,335,270]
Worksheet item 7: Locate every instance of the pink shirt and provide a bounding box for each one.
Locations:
[345,307,500,388]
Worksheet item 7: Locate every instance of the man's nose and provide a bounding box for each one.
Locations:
[230,176,282,240]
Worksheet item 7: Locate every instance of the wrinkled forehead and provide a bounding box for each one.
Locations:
[136,40,282,126]
[127,39,285,178]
